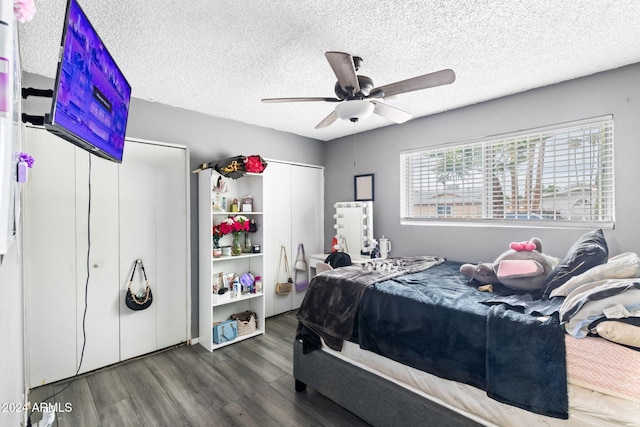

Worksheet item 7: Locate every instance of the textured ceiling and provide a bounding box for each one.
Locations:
[17,0,640,141]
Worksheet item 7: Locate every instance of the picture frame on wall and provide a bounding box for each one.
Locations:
[354,174,374,201]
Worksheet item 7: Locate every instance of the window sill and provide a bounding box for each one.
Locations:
[401,218,615,230]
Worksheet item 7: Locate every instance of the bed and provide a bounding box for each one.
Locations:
[294,255,640,426]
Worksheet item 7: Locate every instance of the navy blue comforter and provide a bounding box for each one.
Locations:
[357,261,489,388]
[356,261,567,419]
[298,260,568,419]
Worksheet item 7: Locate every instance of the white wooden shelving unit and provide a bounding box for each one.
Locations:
[198,169,265,351]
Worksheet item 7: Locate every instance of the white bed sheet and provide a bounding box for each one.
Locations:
[324,340,640,427]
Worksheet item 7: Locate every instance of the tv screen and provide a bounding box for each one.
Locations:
[45,0,131,163]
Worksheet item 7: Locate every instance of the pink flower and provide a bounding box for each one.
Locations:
[244,155,266,173]
[217,216,250,236]
[14,0,37,23]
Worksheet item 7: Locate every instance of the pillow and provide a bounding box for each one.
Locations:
[541,229,608,299]
[559,279,640,337]
[549,252,640,298]
[593,319,640,348]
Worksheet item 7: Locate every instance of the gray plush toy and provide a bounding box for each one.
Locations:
[460,238,560,291]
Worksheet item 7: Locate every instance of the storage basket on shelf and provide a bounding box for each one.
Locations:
[230,310,258,336]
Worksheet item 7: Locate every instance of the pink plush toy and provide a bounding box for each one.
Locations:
[460,238,560,291]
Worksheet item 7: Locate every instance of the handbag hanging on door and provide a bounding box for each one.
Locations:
[125,259,153,311]
[275,245,293,295]
[294,243,309,292]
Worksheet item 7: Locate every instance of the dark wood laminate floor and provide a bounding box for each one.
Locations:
[28,311,371,427]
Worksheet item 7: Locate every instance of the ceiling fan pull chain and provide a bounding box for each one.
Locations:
[353,122,357,168]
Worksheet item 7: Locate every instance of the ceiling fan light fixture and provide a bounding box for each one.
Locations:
[263,52,455,129]
[335,100,374,122]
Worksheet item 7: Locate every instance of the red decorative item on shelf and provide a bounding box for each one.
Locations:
[198,155,267,178]
[244,155,268,173]
[212,225,224,248]
[219,215,251,235]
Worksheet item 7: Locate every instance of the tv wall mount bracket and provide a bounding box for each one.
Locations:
[21,87,53,126]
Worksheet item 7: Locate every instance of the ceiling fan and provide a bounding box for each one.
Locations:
[261,51,455,129]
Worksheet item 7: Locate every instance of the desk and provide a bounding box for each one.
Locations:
[309,253,370,280]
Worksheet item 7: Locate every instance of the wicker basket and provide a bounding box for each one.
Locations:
[237,315,257,336]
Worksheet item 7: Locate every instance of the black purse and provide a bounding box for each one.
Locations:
[125,259,153,311]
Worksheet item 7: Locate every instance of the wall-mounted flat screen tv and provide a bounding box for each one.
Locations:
[44,0,131,163]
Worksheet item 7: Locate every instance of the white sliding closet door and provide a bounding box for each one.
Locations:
[118,145,158,359]
[119,142,188,360]
[263,161,323,317]
[25,128,121,382]
[290,165,324,309]
[24,127,189,387]
[149,144,189,349]
[25,131,85,385]
[74,151,120,374]
[264,162,293,317]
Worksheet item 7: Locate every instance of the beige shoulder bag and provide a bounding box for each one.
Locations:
[275,245,293,295]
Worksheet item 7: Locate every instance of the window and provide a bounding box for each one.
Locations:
[401,117,614,227]
[436,206,451,216]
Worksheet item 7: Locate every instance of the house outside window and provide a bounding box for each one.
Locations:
[400,116,614,228]
[436,205,452,217]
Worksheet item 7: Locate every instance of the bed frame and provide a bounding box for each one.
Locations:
[293,339,483,427]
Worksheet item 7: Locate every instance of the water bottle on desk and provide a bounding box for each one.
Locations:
[379,236,391,259]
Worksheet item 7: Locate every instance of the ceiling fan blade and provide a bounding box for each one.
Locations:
[371,100,413,124]
[315,111,339,129]
[372,69,455,98]
[262,97,341,103]
[325,51,360,95]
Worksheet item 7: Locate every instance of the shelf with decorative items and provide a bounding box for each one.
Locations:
[198,165,266,351]
[212,212,262,257]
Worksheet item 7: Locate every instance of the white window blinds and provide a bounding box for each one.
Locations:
[401,117,614,226]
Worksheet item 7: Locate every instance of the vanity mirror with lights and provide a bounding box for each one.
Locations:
[309,201,374,279]
[333,201,374,258]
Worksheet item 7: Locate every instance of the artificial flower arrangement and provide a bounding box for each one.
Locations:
[194,155,268,177]
[244,155,267,173]
[220,215,250,235]
[211,155,268,179]
[213,215,253,256]
[14,0,37,23]
[212,225,224,249]
[17,152,34,183]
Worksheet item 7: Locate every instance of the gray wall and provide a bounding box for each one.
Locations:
[324,63,640,262]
